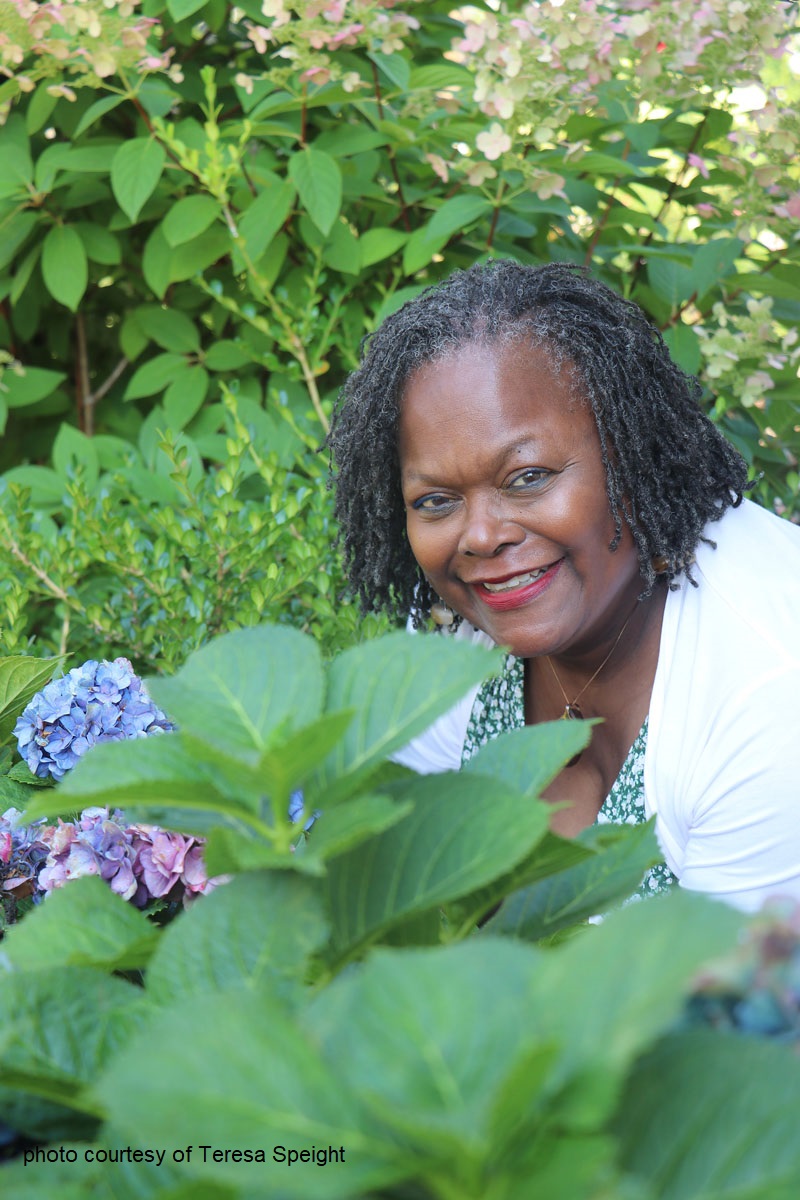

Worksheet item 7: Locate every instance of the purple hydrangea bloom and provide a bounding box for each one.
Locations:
[0,807,49,901]
[13,658,174,781]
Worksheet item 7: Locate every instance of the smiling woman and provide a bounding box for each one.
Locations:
[327,260,800,911]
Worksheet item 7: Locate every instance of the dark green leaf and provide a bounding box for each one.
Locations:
[236,177,296,266]
[73,94,126,138]
[74,222,121,265]
[616,1031,800,1199]
[164,365,208,430]
[486,820,663,941]
[302,794,414,863]
[134,304,201,353]
[404,195,492,273]
[325,771,549,957]
[463,720,595,797]
[123,352,187,401]
[167,0,208,18]
[145,872,329,1006]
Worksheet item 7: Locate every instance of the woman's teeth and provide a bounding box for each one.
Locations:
[481,566,549,593]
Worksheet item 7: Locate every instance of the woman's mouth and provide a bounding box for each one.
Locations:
[473,559,563,611]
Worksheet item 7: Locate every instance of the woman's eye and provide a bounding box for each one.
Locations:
[507,469,550,491]
[412,494,455,512]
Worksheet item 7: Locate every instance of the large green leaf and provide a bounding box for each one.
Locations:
[145,872,329,1006]
[0,968,148,1137]
[147,625,325,765]
[93,988,408,1198]
[167,0,208,18]
[403,195,493,274]
[0,654,62,746]
[463,719,595,797]
[41,224,88,311]
[0,876,158,972]
[162,193,221,247]
[616,1031,800,1199]
[310,631,501,803]
[486,820,663,942]
[1,366,66,410]
[134,304,201,353]
[123,352,187,400]
[23,734,265,836]
[301,793,413,865]
[110,138,166,222]
[288,147,342,236]
[324,770,550,958]
[236,177,296,265]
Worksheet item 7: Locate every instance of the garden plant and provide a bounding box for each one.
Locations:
[0,0,799,670]
[1,627,800,1199]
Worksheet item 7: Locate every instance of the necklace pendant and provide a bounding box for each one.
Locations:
[560,703,583,720]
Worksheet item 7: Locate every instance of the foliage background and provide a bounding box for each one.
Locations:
[1,0,799,673]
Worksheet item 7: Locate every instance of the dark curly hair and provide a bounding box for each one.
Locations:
[327,260,750,626]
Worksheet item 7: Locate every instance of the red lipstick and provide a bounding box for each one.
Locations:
[473,559,563,612]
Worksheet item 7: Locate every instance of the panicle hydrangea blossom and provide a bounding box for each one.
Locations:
[37,806,226,908]
[13,657,173,781]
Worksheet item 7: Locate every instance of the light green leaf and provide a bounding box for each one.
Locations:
[690,237,744,299]
[110,137,166,222]
[324,771,550,957]
[145,872,329,1006]
[359,226,408,267]
[204,339,251,370]
[302,794,414,864]
[134,304,201,353]
[142,223,171,298]
[463,720,595,798]
[162,194,221,247]
[322,219,361,275]
[647,257,696,308]
[236,177,296,268]
[73,94,126,138]
[41,225,88,311]
[486,820,663,942]
[663,321,702,376]
[23,734,262,837]
[0,655,62,746]
[167,0,208,18]
[311,632,500,803]
[168,228,230,283]
[9,242,41,305]
[25,84,58,134]
[0,144,33,197]
[147,624,325,764]
[52,423,100,489]
[123,352,187,401]
[1,367,65,409]
[0,211,37,271]
[93,988,406,1198]
[1,465,64,505]
[368,51,411,91]
[0,876,158,972]
[164,364,208,430]
[289,147,342,237]
[616,1032,800,1199]
[403,195,492,274]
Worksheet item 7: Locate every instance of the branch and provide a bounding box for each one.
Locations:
[370,62,411,233]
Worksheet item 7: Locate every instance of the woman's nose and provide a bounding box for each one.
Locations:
[457,493,525,557]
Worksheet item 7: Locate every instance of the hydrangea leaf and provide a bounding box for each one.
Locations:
[110,138,166,223]
[145,872,329,1007]
[323,771,550,961]
[615,1031,800,1198]
[0,655,63,747]
[147,625,324,765]
[92,988,409,1198]
[311,632,501,805]
[0,875,158,972]
[462,719,596,798]
[0,967,148,1139]
[485,820,663,942]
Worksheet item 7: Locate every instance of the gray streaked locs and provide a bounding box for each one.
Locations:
[327,260,750,626]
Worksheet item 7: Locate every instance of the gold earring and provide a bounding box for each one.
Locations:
[651,554,669,574]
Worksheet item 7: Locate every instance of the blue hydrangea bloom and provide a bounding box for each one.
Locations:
[14,658,174,781]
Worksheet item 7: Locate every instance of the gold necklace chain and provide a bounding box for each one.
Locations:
[545,605,637,721]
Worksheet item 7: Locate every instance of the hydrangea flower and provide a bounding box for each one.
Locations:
[0,807,49,902]
[37,806,226,908]
[13,657,174,781]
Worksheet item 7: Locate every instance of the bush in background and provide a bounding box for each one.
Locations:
[1,0,799,668]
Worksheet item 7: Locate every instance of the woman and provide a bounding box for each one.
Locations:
[328,260,800,912]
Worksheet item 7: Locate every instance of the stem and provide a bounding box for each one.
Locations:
[75,312,91,434]
[300,81,308,146]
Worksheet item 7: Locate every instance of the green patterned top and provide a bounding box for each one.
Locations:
[461,654,676,899]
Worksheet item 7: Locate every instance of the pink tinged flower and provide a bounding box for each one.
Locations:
[181,845,208,893]
[234,72,255,94]
[688,153,709,179]
[0,831,11,864]
[301,65,332,84]
[247,24,271,54]
[426,153,449,183]
[696,202,719,217]
[782,191,800,220]
[476,123,512,161]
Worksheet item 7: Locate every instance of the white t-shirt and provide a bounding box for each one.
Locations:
[394,499,800,912]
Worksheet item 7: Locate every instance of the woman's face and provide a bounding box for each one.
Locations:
[398,339,642,660]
